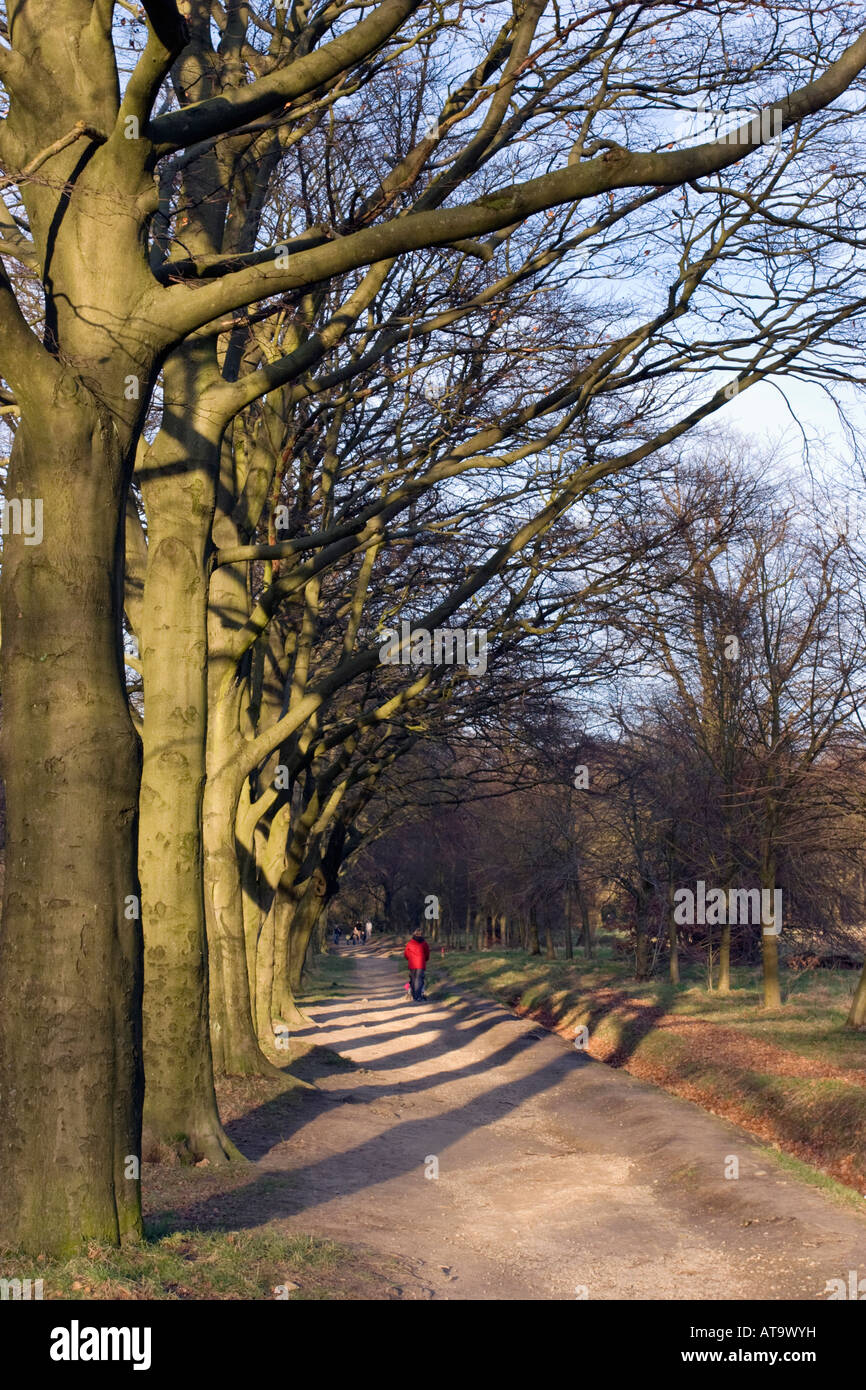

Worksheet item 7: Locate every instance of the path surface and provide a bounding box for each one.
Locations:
[225,949,866,1299]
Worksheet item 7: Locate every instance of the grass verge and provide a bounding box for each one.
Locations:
[0,1229,399,1300]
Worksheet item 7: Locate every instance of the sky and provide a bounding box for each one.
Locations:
[716,373,865,489]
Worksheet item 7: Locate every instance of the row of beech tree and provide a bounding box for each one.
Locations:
[337,448,866,1022]
[3,0,866,1257]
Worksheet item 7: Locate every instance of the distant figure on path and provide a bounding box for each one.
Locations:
[404,927,430,1002]
[364,919,373,942]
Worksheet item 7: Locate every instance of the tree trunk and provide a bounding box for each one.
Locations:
[0,411,144,1254]
[204,764,279,1074]
[255,902,276,1043]
[668,879,680,985]
[576,878,593,959]
[271,884,316,1027]
[846,960,866,1027]
[287,876,326,996]
[204,553,281,1076]
[137,401,233,1162]
[718,922,731,994]
[590,904,602,946]
[271,889,296,1021]
[240,803,266,1025]
[563,885,574,960]
[528,905,541,955]
[382,879,392,931]
[317,905,329,953]
[760,853,782,1009]
[635,891,651,981]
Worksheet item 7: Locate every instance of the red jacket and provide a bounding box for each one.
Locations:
[404,937,430,969]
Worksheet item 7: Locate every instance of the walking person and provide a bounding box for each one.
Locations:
[364,919,373,943]
[404,927,430,1002]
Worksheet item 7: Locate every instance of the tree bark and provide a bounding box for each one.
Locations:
[563,885,574,960]
[137,376,234,1161]
[718,922,731,994]
[272,887,311,1023]
[204,546,281,1075]
[255,902,277,1043]
[576,877,594,959]
[270,888,296,1021]
[287,876,326,995]
[204,763,278,1073]
[528,904,541,955]
[635,888,652,982]
[760,853,782,1009]
[0,410,144,1253]
[668,878,680,985]
[847,960,866,1027]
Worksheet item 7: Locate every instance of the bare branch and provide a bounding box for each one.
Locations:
[148,0,424,152]
[150,25,866,340]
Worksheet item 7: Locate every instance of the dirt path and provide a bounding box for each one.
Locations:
[190,949,866,1300]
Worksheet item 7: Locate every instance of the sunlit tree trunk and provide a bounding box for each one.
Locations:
[204,517,280,1074]
[0,409,144,1253]
[137,353,234,1161]
[204,759,278,1073]
[271,889,296,1021]
[718,922,732,994]
[847,961,866,1027]
[761,851,782,1009]
[255,901,276,1043]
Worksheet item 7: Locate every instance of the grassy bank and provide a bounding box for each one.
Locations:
[429,944,866,1196]
[0,1229,384,1300]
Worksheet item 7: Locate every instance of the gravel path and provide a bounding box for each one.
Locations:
[216,948,866,1300]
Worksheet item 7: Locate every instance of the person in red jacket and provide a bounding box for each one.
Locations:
[404,928,430,1002]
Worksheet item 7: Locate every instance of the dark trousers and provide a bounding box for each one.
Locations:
[409,968,426,1000]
